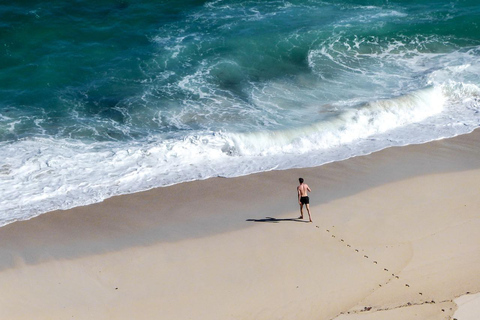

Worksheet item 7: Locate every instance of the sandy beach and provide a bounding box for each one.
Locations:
[1,130,480,320]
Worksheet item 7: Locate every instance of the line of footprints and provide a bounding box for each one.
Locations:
[316,225,458,316]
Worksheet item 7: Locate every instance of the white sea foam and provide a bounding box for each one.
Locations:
[0,135,226,226]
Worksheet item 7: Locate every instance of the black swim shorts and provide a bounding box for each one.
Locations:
[300,196,309,205]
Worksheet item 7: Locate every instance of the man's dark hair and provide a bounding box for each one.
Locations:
[299,178,304,183]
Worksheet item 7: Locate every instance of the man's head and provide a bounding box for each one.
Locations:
[299,178,304,184]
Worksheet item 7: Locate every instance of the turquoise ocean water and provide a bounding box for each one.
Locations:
[1,0,479,225]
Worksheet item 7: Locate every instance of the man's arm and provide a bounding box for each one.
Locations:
[297,187,302,203]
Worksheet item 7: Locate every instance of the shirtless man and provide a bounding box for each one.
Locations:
[297,177,312,222]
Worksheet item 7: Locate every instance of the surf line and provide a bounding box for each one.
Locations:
[315,225,455,318]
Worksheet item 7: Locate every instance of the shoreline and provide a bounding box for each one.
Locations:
[3,127,478,230]
[1,130,480,319]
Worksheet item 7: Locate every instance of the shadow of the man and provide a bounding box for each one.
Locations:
[246,217,310,223]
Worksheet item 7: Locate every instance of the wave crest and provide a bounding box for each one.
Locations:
[223,86,445,156]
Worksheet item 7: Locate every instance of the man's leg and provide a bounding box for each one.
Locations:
[306,204,312,222]
[299,203,304,219]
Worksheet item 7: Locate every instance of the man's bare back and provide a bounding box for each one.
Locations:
[297,183,310,197]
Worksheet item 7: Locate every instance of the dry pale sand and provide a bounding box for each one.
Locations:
[453,293,480,320]
[1,130,480,320]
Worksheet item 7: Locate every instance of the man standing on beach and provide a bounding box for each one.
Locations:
[297,178,312,222]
